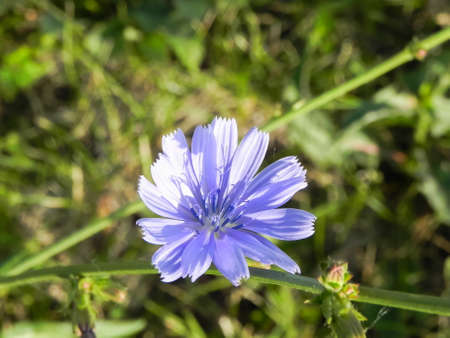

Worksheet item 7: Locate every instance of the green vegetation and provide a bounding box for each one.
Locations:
[1,0,449,337]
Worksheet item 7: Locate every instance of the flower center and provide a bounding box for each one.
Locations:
[190,188,244,232]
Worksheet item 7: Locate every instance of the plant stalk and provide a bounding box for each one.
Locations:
[0,262,449,316]
[262,27,450,132]
[2,202,146,276]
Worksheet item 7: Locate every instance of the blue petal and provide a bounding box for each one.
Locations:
[227,229,300,274]
[162,129,204,206]
[243,156,307,213]
[138,176,188,220]
[213,233,249,286]
[150,155,198,219]
[137,218,198,245]
[181,230,215,282]
[228,128,269,191]
[191,125,218,195]
[152,130,201,219]
[152,233,195,282]
[240,208,315,240]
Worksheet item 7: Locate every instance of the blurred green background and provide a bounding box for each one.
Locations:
[0,0,449,337]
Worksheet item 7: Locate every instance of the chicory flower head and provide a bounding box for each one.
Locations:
[137,117,315,286]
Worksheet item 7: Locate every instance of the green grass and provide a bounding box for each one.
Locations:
[0,0,449,337]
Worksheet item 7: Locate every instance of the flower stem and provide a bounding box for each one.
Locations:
[0,262,449,316]
[2,201,146,276]
[262,27,450,132]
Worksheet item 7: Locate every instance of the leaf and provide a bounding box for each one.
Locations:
[173,0,211,21]
[83,24,114,62]
[2,321,73,338]
[289,110,378,168]
[167,35,205,72]
[373,86,418,112]
[430,95,450,137]
[444,257,450,293]
[145,300,188,335]
[130,0,172,32]
[138,33,169,61]
[419,173,450,224]
[0,46,50,99]
[2,320,147,338]
[415,150,450,225]
[184,311,207,338]
[288,110,340,167]
[95,319,147,337]
[342,86,417,131]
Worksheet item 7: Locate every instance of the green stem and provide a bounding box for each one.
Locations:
[262,27,450,132]
[0,262,449,316]
[2,201,146,276]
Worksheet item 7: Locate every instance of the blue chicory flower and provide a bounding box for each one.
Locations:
[137,117,315,286]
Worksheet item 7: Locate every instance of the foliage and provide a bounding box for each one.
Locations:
[0,0,449,337]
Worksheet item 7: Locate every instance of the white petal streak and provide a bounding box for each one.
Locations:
[138,176,186,220]
[191,125,218,194]
[155,129,199,211]
[137,218,198,245]
[151,154,196,215]
[161,129,189,172]
[211,117,238,177]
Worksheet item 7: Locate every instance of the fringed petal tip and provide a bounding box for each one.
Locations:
[229,275,249,287]
[211,116,237,127]
[161,128,185,146]
[160,271,183,283]
[137,174,146,189]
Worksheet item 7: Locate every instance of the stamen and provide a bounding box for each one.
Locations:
[224,204,235,216]
[212,189,220,213]
[190,208,202,223]
[230,210,244,224]
[219,217,230,228]
[192,185,244,233]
